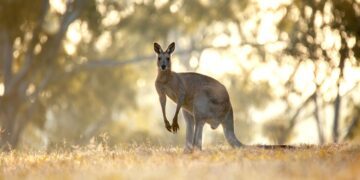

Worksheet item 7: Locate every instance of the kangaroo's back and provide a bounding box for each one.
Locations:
[177,72,230,104]
[178,72,221,85]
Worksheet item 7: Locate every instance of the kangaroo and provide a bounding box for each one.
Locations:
[154,42,243,152]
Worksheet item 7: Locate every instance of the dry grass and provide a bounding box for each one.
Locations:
[1,143,360,180]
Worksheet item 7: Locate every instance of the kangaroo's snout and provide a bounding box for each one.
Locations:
[161,65,166,70]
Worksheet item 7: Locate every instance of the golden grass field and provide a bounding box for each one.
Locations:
[1,143,360,180]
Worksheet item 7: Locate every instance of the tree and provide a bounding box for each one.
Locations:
[0,0,140,150]
[278,0,360,143]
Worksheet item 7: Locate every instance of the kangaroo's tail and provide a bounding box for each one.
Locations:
[222,107,243,148]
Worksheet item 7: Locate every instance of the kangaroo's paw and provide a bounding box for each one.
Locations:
[165,120,172,132]
[172,121,179,133]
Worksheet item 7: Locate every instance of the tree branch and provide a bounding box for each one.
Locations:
[75,42,279,69]
[5,0,49,95]
[41,0,86,63]
[279,92,315,143]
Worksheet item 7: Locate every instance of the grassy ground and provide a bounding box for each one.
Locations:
[1,143,359,180]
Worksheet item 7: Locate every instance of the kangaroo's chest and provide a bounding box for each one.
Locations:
[164,85,193,112]
[164,86,178,103]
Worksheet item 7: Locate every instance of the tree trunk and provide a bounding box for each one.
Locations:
[333,36,348,143]
[333,91,341,143]
[0,98,21,150]
[313,92,324,144]
[0,27,18,150]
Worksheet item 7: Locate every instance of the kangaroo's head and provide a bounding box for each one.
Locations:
[154,42,175,71]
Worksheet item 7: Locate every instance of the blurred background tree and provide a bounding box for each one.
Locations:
[0,0,359,150]
[274,0,360,143]
[0,0,138,150]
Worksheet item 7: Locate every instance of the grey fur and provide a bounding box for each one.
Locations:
[154,42,243,152]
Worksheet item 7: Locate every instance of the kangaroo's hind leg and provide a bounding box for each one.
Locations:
[192,93,209,150]
[222,108,243,148]
[192,113,205,151]
[182,109,194,153]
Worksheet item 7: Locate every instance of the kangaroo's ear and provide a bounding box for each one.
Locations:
[154,42,163,54]
[166,42,175,54]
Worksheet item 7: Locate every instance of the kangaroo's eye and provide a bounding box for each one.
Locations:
[166,57,170,61]
[158,57,161,61]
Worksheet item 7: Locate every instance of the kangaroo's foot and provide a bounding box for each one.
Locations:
[183,146,202,154]
[191,147,202,154]
[183,147,193,154]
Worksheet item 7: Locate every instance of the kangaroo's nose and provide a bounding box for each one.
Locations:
[161,65,166,70]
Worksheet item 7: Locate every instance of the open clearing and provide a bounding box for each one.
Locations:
[1,144,359,180]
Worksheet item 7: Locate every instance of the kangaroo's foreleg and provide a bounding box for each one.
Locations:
[182,110,194,153]
[158,92,172,132]
[171,92,185,133]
